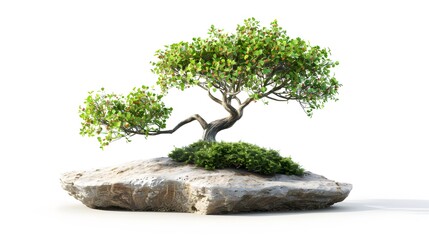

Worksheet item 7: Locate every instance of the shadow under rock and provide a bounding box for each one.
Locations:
[58,199,429,216]
[236,199,429,216]
[341,199,429,213]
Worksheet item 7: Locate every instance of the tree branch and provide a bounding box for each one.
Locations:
[266,95,289,102]
[198,81,225,106]
[197,82,208,91]
[199,80,240,117]
[124,114,208,136]
[226,90,241,96]
[239,97,253,112]
[220,91,239,117]
[261,83,286,99]
[208,90,223,105]
[233,96,242,105]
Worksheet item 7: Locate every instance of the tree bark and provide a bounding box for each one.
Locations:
[201,94,253,142]
[202,115,241,142]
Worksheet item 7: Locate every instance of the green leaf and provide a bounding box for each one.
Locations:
[262,68,271,75]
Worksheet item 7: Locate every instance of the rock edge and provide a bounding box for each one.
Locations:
[60,157,352,214]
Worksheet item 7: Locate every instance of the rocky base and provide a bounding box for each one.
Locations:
[60,157,352,214]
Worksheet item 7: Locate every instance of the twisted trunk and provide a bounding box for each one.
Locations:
[201,94,253,142]
[202,115,241,142]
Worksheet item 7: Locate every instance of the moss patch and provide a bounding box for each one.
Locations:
[169,141,304,176]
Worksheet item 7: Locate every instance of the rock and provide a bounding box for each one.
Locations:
[60,157,352,214]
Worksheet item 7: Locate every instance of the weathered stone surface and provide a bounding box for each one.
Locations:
[60,157,352,214]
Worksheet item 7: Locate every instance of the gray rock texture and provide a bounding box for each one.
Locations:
[60,157,352,214]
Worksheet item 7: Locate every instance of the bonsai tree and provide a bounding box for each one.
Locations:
[79,18,340,148]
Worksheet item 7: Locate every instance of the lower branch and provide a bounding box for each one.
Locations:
[149,114,208,135]
[124,114,208,136]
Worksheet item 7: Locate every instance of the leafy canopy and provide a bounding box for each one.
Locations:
[152,17,340,114]
[79,86,172,148]
[79,18,341,148]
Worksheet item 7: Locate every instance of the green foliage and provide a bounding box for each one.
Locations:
[152,17,340,116]
[79,86,172,149]
[79,18,342,149]
[169,141,304,176]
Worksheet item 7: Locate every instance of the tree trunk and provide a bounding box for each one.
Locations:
[202,115,240,142]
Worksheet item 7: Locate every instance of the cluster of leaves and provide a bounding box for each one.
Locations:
[152,17,340,116]
[169,141,304,176]
[79,86,172,148]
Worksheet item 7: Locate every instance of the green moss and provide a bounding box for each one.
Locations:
[168,141,304,176]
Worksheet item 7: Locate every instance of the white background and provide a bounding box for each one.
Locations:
[1,0,428,239]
